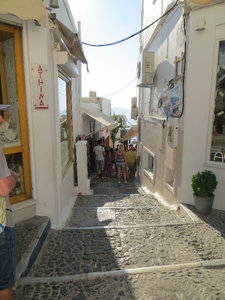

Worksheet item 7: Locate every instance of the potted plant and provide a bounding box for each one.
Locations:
[191,170,218,214]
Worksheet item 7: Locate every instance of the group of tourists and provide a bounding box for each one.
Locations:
[93,140,137,183]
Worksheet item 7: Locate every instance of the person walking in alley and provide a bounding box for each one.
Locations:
[0,107,18,300]
[115,143,127,184]
[93,140,105,178]
[104,146,113,177]
[126,144,137,179]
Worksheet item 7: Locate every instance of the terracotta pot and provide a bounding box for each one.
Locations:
[193,194,214,214]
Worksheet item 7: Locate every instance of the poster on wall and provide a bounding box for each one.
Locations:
[31,64,48,109]
[162,82,181,117]
[169,84,180,108]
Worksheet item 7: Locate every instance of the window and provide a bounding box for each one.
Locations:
[143,146,155,182]
[165,167,175,192]
[0,24,31,204]
[58,74,72,175]
[147,153,154,172]
[210,41,225,163]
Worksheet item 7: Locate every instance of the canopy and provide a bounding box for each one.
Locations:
[51,17,87,64]
[121,124,138,141]
[82,107,118,131]
[0,0,46,27]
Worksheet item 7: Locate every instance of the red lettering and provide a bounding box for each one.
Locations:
[39,93,44,100]
[38,79,44,86]
[39,99,45,106]
[38,65,43,74]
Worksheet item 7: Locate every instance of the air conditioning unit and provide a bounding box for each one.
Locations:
[137,51,155,87]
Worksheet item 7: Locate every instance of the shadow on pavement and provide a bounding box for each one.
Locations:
[186,204,225,238]
[14,177,138,299]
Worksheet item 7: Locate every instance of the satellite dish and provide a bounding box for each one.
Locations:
[190,0,211,4]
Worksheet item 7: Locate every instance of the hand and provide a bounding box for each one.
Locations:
[0,115,4,123]
[10,169,19,182]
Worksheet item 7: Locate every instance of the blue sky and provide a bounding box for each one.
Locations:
[68,0,141,109]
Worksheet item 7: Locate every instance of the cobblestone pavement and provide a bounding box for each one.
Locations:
[14,267,225,300]
[14,177,225,299]
[15,216,49,266]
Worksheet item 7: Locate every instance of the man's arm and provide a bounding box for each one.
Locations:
[0,170,18,197]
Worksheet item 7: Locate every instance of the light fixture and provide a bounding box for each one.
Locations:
[195,18,206,31]
[49,0,59,8]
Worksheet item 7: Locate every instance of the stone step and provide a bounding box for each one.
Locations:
[14,264,225,299]
[15,216,50,279]
[73,194,162,208]
[26,222,225,278]
[90,178,141,195]
[66,206,189,227]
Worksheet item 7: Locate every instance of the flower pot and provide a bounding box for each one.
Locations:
[193,193,214,214]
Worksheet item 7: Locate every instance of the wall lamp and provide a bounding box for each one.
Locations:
[195,18,206,31]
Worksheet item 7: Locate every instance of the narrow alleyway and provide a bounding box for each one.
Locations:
[14,177,225,299]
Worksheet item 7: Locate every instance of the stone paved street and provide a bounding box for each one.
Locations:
[14,177,225,299]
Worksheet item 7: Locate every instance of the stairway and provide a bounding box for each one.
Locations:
[14,178,225,299]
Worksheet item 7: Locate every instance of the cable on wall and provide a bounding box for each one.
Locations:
[173,12,187,119]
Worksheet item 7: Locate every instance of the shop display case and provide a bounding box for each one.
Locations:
[0,24,31,203]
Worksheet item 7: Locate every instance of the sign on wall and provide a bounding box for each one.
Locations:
[31,64,48,109]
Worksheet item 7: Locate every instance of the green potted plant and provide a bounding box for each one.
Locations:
[191,170,218,214]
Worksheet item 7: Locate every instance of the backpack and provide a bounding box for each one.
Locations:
[0,196,6,234]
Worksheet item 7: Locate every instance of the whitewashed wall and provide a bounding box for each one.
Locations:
[140,0,175,51]
[181,2,225,210]
[139,0,184,208]
[21,0,82,228]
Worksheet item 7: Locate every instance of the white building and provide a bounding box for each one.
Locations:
[82,91,118,146]
[0,0,87,228]
[138,0,225,210]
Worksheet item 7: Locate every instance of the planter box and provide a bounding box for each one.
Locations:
[193,194,214,214]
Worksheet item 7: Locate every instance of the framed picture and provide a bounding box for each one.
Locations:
[174,53,184,81]
[170,84,181,108]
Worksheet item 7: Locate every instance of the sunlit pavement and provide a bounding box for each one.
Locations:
[14,177,225,299]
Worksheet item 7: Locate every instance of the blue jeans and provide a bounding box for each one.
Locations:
[0,227,16,291]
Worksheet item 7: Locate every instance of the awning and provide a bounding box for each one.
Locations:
[0,0,46,27]
[121,124,138,141]
[51,16,87,64]
[56,51,79,78]
[82,107,119,131]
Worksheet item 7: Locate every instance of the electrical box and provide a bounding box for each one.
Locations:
[137,51,155,87]
[166,118,178,148]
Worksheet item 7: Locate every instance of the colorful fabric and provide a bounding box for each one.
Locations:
[116,150,125,163]
[126,150,136,164]
[0,197,6,234]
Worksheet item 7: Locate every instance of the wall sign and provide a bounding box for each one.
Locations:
[31,64,48,109]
